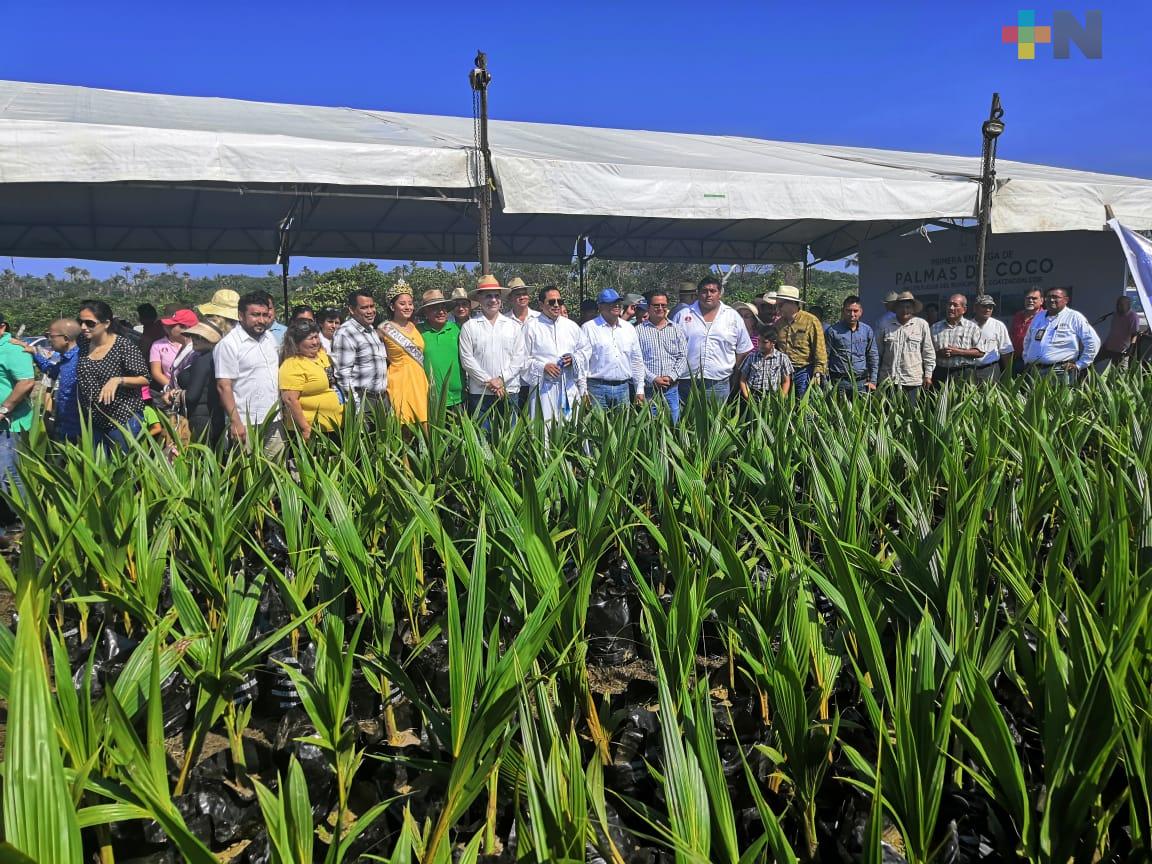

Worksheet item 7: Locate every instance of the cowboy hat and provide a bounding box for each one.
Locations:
[677,281,698,296]
[756,291,778,305]
[884,290,900,304]
[774,285,804,304]
[893,291,923,313]
[505,277,530,295]
[731,301,761,317]
[469,273,509,300]
[197,288,240,321]
[417,288,459,312]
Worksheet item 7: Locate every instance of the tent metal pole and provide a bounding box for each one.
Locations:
[975,93,1005,297]
[577,234,589,300]
[802,245,810,302]
[276,213,294,311]
[469,52,493,275]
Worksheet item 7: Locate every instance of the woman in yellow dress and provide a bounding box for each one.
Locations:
[379,281,430,425]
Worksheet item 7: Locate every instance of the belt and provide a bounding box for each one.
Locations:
[588,377,630,385]
[1032,362,1072,369]
[976,363,998,370]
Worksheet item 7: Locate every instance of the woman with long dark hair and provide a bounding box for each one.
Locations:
[75,300,150,450]
[378,282,429,426]
[279,318,342,441]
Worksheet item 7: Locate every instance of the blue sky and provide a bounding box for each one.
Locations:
[2,0,1148,278]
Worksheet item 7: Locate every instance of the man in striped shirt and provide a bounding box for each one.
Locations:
[637,289,688,422]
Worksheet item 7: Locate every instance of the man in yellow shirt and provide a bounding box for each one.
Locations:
[773,285,827,397]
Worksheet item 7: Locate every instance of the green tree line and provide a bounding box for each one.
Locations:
[0,260,858,334]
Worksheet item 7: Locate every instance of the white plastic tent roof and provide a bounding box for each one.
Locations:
[0,79,1149,264]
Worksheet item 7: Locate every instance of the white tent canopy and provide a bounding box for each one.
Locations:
[1,79,1150,265]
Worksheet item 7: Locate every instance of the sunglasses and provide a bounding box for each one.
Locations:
[77,318,100,328]
[543,298,563,306]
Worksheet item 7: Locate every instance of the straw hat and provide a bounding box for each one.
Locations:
[417,288,458,312]
[884,290,900,304]
[756,291,778,306]
[893,291,923,313]
[385,280,414,307]
[470,273,508,300]
[678,280,698,297]
[198,288,240,321]
[184,320,224,345]
[775,285,804,304]
[506,277,530,296]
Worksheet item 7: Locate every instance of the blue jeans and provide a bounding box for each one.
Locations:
[588,380,631,409]
[0,430,23,504]
[649,382,681,423]
[832,376,869,397]
[94,415,143,454]
[792,365,816,397]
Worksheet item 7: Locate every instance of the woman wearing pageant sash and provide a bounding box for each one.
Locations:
[379,281,430,426]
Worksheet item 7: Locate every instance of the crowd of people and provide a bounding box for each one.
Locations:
[0,273,1134,536]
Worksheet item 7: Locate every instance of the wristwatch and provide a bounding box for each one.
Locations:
[0,406,10,415]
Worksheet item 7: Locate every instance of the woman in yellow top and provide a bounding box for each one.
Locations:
[279,319,343,440]
[378,281,429,425]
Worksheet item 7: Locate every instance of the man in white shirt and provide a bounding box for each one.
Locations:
[459,274,526,421]
[522,285,586,423]
[505,277,540,410]
[215,290,283,454]
[578,288,646,409]
[672,276,752,407]
[1022,286,1100,383]
[971,295,1013,382]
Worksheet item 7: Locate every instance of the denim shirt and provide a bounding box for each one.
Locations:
[824,321,879,384]
[34,345,81,437]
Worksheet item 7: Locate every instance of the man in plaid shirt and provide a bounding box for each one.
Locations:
[331,288,388,406]
[636,290,688,422]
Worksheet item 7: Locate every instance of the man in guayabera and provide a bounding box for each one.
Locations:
[1010,288,1044,375]
[1022,287,1100,384]
[878,291,935,405]
[773,285,827,398]
[930,294,984,385]
[971,295,1014,383]
[824,295,878,396]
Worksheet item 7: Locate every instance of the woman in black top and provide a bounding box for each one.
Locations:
[75,300,150,451]
[174,320,225,445]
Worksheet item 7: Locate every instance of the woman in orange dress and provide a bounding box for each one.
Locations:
[379,281,430,425]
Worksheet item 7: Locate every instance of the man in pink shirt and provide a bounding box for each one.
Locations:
[1097,295,1142,371]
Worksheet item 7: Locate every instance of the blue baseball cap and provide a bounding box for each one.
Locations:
[597,288,622,305]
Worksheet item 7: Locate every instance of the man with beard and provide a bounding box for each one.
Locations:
[215,290,283,453]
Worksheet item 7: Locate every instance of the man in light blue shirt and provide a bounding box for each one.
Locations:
[1022,287,1100,383]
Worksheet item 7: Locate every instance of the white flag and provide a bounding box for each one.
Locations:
[1108,218,1152,327]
